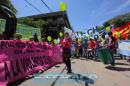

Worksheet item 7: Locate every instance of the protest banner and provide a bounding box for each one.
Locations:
[118,40,130,56]
[0,40,62,86]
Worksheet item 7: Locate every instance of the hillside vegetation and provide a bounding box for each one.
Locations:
[103,12,130,28]
[0,19,41,40]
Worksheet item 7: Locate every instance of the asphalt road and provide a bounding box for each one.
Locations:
[9,57,130,86]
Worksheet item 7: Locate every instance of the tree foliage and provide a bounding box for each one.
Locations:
[0,0,17,14]
[103,22,110,27]
[103,12,130,28]
[18,18,48,28]
[98,26,104,30]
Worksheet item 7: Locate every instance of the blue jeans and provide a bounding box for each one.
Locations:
[83,47,87,57]
[120,54,126,59]
[95,47,103,59]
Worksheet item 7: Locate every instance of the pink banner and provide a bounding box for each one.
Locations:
[0,40,62,86]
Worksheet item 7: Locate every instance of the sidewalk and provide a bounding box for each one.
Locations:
[9,58,130,86]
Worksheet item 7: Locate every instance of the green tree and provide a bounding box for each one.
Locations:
[34,19,47,28]
[111,18,125,27]
[103,21,110,27]
[0,0,17,39]
[18,18,34,26]
[0,0,17,14]
[104,12,130,28]
[18,18,47,28]
[98,26,104,30]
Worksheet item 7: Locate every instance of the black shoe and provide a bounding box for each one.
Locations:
[67,71,73,74]
[111,63,115,66]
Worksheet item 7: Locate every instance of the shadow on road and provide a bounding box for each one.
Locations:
[7,65,58,86]
[115,62,130,66]
[80,58,87,60]
[50,66,66,86]
[55,65,60,68]
[68,73,95,86]
[7,74,34,86]
[105,66,130,71]
[115,58,122,60]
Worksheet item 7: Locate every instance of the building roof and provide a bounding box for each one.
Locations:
[26,11,67,19]
[20,11,72,30]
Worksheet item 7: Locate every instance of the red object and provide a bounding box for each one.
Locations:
[61,37,72,48]
[112,22,130,40]
[121,33,127,40]
[113,36,118,42]
[89,41,95,49]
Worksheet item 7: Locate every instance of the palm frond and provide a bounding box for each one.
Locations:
[0,0,17,14]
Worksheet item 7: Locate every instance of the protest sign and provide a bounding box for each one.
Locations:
[0,40,62,86]
[118,40,130,56]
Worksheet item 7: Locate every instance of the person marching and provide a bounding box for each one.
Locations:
[82,38,88,57]
[94,37,100,60]
[78,40,83,57]
[60,32,72,74]
[33,33,39,42]
[71,40,76,58]
[87,38,95,59]
[107,32,116,66]
[75,38,79,58]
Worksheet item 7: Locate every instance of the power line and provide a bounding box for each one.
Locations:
[40,0,53,12]
[24,0,42,13]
